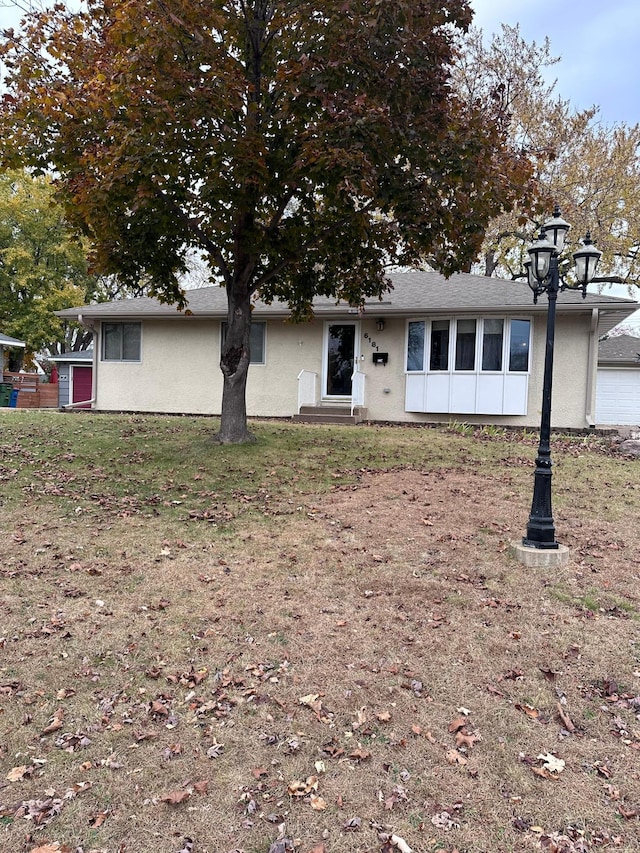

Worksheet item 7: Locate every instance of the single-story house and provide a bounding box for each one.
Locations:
[57,270,638,429]
[49,349,94,409]
[596,334,640,427]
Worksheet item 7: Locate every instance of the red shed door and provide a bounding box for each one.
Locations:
[72,366,93,408]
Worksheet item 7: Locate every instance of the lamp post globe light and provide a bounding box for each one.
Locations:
[522,206,602,550]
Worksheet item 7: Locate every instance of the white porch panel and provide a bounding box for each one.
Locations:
[405,372,529,416]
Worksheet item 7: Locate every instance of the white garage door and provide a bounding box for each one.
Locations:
[596,368,640,425]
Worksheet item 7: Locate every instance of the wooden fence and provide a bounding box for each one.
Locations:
[2,373,59,408]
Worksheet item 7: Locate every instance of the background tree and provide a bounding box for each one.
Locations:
[454,24,640,288]
[0,168,98,362]
[1,0,532,442]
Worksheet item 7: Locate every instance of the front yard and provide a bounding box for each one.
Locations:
[1,413,639,853]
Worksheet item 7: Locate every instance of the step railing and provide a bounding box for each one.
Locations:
[297,369,318,413]
[350,368,366,415]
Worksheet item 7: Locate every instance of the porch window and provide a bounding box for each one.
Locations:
[455,319,476,371]
[404,316,532,416]
[102,323,141,361]
[508,319,531,371]
[482,319,504,371]
[221,321,266,365]
[429,320,450,370]
[406,321,425,371]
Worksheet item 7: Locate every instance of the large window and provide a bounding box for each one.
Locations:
[405,316,532,416]
[221,322,266,365]
[406,317,530,375]
[102,323,141,361]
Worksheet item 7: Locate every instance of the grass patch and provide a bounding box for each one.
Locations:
[1,411,639,853]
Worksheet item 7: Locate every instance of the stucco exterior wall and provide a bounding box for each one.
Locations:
[97,319,222,414]
[94,311,596,429]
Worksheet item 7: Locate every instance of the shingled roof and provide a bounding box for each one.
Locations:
[598,334,640,365]
[57,269,638,324]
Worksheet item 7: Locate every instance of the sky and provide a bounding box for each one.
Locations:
[469,0,640,127]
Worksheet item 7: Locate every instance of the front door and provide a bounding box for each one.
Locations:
[324,322,357,398]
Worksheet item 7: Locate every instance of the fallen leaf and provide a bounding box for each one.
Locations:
[41,709,65,736]
[445,749,468,766]
[455,730,481,749]
[348,747,371,762]
[376,711,392,722]
[193,780,209,795]
[310,793,327,811]
[448,716,466,733]
[618,805,639,819]
[29,845,68,853]
[537,752,565,774]
[6,765,30,782]
[160,789,190,804]
[515,703,540,719]
[390,834,413,853]
[287,775,319,797]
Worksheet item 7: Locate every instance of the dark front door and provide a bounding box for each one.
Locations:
[325,323,356,397]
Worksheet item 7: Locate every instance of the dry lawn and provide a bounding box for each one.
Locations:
[1,414,640,853]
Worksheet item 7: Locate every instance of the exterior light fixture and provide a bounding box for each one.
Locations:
[376,318,385,332]
[522,207,602,551]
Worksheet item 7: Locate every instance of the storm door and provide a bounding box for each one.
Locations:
[323,322,357,398]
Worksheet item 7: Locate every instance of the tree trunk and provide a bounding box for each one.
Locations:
[213,284,256,444]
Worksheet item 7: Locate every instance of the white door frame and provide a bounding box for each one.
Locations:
[322,320,360,400]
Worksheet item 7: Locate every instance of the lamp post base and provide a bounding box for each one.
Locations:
[512,541,570,567]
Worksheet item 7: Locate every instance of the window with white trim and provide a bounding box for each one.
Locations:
[102,322,141,361]
[405,317,531,415]
[221,321,266,365]
[406,318,530,375]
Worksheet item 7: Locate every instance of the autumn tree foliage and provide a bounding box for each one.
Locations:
[0,169,97,360]
[454,24,640,287]
[0,0,531,442]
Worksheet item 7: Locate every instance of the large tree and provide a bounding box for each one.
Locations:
[454,24,640,287]
[0,0,531,442]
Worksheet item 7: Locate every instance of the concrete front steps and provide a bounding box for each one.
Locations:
[292,405,367,425]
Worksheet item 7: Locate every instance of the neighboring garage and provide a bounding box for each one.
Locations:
[49,349,94,409]
[596,334,640,426]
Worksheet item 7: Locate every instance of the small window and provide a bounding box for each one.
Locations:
[102,322,141,361]
[509,319,530,371]
[406,321,425,371]
[221,321,266,365]
[482,319,504,371]
[455,319,476,371]
[430,320,450,370]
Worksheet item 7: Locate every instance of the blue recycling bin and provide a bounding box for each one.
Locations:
[9,389,19,407]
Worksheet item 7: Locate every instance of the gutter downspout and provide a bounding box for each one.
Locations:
[63,398,95,409]
[584,308,598,428]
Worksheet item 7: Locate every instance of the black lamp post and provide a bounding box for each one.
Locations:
[522,206,602,549]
